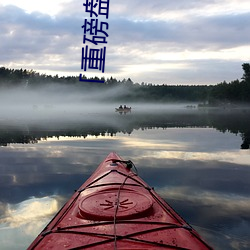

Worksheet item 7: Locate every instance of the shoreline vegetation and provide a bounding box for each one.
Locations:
[0,63,249,105]
[0,109,249,149]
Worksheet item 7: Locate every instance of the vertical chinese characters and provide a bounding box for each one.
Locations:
[80,0,110,83]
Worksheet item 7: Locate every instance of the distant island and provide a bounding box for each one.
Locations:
[0,63,249,105]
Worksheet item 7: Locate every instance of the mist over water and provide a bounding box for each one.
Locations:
[0,85,113,121]
[0,84,250,249]
[1,84,250,150]
[0,84,198,125]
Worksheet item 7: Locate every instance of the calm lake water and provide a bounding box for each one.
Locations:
[0,104,250,249]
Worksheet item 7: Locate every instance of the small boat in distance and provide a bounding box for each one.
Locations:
[28,152,213,249]
[115,105,132,113]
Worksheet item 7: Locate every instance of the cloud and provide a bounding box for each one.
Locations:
[109,12,250,49]
[0,5,81,71]
[0,1,250,84]
[110,0,250,20]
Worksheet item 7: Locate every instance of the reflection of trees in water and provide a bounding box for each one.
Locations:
[203,109,250,149]
[241,134,250,149]
[0,109,249,149]
[0,131,38,146]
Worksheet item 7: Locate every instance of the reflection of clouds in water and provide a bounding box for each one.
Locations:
[5,143,104,176]
[0,142,249,249]
[194,222,250,250]
[103,130,238,155]
[0,196,59,230]
[0,196,61,249]
[154,150,250,166]
[157,186,250,249]
[120,137,185,150]
[2,124,245,162]
[157,186,250,215]
[0,115,249,249]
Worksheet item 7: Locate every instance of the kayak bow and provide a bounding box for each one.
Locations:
[28,152,213,249]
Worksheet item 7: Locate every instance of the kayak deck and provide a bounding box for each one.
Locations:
[28,152,213,249]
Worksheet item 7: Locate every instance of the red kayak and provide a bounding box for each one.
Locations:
[28,152,213,249]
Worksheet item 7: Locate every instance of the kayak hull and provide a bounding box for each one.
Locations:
[28,152,213,249]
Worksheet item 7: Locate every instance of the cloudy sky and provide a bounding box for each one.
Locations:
[0,0,250,85]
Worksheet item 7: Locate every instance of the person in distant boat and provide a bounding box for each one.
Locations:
[124,105,127,109]
[119,105,123,109]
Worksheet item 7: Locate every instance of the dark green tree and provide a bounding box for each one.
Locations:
[242,63,250,82]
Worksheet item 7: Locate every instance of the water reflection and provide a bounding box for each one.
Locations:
[0,108,250,249]
[1,196,59,228]
[0,196,62,250]
[0,106,250,149]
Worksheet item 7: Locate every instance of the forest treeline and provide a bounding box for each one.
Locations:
[0,63,250,104]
